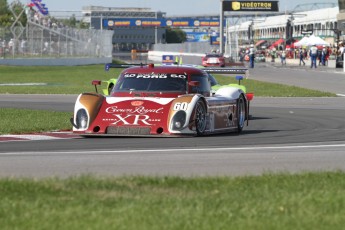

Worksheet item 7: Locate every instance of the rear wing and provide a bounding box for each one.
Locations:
[104,63,144,71]
[203,67,248,77]
[104,63,249,78]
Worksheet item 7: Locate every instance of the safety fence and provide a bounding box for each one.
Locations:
[0,21,113,59]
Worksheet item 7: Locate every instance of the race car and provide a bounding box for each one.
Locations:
[71,64,253,137]
[202,53,226,67]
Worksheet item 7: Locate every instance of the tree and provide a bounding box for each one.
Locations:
[0,0,27,27]
[0,0,12,27]
[165,28,187,43]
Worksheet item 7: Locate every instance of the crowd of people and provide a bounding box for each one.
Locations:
[239,43,339,68]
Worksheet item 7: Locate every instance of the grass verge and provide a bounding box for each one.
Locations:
[0,172,344,230]
[0,108,71,134]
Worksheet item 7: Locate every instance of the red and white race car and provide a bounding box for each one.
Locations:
[71,64,253,136]
[202,53,226,67]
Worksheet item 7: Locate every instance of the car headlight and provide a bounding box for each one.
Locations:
[171,110,186,131]
[76,109,88,129]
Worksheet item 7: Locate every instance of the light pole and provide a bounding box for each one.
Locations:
[220,0,224,54]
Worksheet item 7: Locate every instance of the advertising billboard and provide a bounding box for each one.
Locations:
[186,32,210,42]
[104,18,221,28]
[223,1,279,12]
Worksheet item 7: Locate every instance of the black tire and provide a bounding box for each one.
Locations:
[108,84,114,95]
[195,100,207,136]
[237,95,246,133]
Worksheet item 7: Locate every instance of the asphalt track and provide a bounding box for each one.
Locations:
[0,63,345,178]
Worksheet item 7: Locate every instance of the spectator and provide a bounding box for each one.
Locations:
[249,44,255,68]
[280,50,286,65]
[309,44,318,68]
[299,48,305,66]
[321,45,327,66]
[8,39,14,54]
[271,48,276,62]
[338,43,344,60]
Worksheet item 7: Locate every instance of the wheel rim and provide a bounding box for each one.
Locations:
[196,101,206,133]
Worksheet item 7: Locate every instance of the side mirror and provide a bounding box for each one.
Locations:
[92,80,101,86]
[92,80,102,93]
[189,81,200,87]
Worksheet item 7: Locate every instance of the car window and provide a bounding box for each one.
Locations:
[190,73,211,96]
[207,73,218,86]
[206,54,221,58]
[114,73,187,92]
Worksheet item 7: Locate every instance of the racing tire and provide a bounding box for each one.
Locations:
[108,84,114,95]
[195,100,207,136]
[237,95,246,133]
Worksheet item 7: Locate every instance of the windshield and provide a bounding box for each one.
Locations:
[114,72,187,92]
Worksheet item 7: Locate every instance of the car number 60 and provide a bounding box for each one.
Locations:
[173,102,188,111]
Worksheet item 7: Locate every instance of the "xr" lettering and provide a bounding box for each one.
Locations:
[111,114,152,125]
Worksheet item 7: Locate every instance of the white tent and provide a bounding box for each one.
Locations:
[294,35,330,47]
[294,36,309,47]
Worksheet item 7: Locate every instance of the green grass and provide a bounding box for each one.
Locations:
[0,172,344,230]
[0,108,71,134]
[0,65,122,94]
[0,65,337,96]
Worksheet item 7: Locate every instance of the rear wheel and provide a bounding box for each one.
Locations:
[108,84,114,95]
[237,95,246,133]
[195,100,207,136]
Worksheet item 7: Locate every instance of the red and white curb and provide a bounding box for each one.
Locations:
[0,131,78,142]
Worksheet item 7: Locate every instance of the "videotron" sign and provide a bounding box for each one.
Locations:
[223,1,279,12]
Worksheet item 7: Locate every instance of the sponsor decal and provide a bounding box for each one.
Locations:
[223,1,279,12]
[114,21,130,26]
[142,21,161,26]
[173,102,189,111]
[105,105,164,125]
[111,114,152,125]
[162,55,175,63]
[106,106,164,115]
[194,20,200,26]
[108,20,114,27]
[166,20,173,26]
[131,101,144,106]
[172,21,189,26]
[123,73,187,79]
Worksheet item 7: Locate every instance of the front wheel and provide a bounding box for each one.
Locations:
[195,100,207,136]
[237,95,246,133]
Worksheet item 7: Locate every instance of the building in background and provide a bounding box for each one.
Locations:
[82,6,166,52]
[228,7,339,48]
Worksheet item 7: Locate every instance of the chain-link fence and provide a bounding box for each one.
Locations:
[0,21,113,59]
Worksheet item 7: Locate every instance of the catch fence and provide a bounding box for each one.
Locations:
[0,21,113,59]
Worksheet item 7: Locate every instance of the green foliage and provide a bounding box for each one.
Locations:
[0,0,11,27]
[0,0,9,15]
[60,14,77,28]
[0,0,27,27]
[166,28,187,43]
[11,1,27,26]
